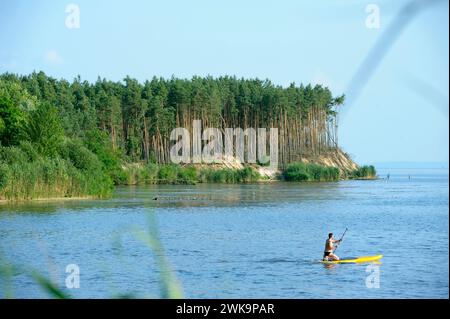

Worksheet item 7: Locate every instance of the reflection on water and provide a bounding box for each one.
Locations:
[1,182,344,213]
[0,168,448,298]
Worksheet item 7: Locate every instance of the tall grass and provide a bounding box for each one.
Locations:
[120,164,261,185]
[198,166,261,183]
[120,163,159,185]
[283,162,340,182]
[0,144,112,200]
[121,163,198,185]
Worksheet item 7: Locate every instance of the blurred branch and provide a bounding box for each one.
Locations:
[0,253,15,298]
[343,0,446,116]
[132,211,184,299]
[400,69,449,117]
[30,271,71,299]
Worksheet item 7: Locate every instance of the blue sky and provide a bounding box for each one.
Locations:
[0,0,448,164]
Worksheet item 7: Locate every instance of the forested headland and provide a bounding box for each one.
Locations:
[0,71,375,200]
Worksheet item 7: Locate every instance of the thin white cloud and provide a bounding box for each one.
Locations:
[44,50,64,65]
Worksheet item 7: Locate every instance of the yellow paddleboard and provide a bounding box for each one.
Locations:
[320,255,383,264]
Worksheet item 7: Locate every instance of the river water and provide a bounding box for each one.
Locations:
[0,168,448,298]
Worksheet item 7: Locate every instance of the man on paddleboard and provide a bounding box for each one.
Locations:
[323,233,341,261]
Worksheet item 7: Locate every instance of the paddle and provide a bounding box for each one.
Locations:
[333,228,348,253]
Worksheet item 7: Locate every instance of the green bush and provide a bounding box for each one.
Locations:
[145,163,159,181]
[177,166,197,184]
[83,129,124,184]
[158,164,180,184]
[283,162,340,182]
[18,141,40,162]
[110,165,128,185]
[58,140,103,172]
[350,165,376,179]
[0,138,114,200]
[283,163,310,181]
[198,166,260,183]
[238,166,260,182]
[0,146,28,164]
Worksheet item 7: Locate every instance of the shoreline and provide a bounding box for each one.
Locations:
[0,176,379,203]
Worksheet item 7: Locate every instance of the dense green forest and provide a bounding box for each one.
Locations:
[0,71,373,200]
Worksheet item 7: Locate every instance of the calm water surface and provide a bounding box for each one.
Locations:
[0,168,448,298]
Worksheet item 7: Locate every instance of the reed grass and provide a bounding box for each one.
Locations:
[0,145,112,200]
[120,164,261,185]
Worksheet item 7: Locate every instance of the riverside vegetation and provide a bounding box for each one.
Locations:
[0,72,375,200]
